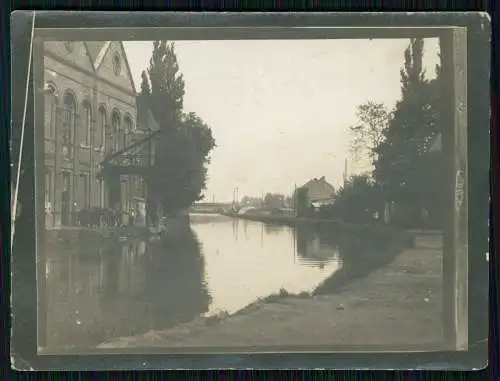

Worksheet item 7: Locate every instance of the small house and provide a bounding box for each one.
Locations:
[300,176,336,207]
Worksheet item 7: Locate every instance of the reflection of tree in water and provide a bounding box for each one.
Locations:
[263,223,286,236]
[103,243,120,298]
[295,225,338,266]
[142,225,211,329]
[96,226,211,342]
[296,225,313,257]
[314,227,406,295]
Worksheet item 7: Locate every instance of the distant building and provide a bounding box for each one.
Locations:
[42,41,157,227]
[299,176,336,208]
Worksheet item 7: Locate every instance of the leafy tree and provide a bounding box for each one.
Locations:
[328,175,382,223]
[294,187,309,218]
[263,193,285,209]
[373,38,442,226]
[400,38,426,98]
[141,41,216,217]
[146,112,215,216]
[349,101,390,164]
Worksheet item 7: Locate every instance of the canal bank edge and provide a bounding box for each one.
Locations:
[96,232,443,351]
[221,212,418,245]
[45,225,150,245]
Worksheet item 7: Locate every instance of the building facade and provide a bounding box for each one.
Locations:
[301,176,336,207]
[43,41,148,227]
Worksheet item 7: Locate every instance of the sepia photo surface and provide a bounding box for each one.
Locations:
[32,30,473,356]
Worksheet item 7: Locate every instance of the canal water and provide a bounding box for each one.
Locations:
[43,214,404,350]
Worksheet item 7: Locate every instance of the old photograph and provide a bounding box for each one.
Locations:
[36,35,464,353]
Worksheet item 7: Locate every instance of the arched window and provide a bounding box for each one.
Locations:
[123,116,133,149]
[44,85,57,139]
[111,111,121,152]
[62,91,77,159]
[96,107,106,151]
[82,101,92,146]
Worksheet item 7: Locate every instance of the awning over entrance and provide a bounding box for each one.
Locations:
[98,130,161,177]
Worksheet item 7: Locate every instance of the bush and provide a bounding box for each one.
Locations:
[326,175,382,224]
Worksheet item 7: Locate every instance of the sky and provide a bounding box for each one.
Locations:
[123,38,440,203]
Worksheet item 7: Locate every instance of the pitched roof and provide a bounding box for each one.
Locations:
[118,41,138,95]
[93,41,112,70]
[84,41,137,94]
[301,176,335,190]
[84,42,108,66]
[300,176,336,203]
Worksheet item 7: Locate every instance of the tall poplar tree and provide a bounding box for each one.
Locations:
[373,38,442,226]
[140,41,216,217]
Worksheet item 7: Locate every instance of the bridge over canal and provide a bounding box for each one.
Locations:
[188,202,232,214]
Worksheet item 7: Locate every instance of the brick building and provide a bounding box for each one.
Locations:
[43,41,154,227]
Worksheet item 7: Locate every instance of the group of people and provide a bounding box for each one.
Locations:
[44,198,151,228]
[76,205,147,228]
[76,207,126,228]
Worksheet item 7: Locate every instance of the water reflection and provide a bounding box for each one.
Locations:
[139,228,211,326]
[45,227,210,349]
[264,224,288,236]
[44,215,404,350]
[295,226,340,267]
[192,217,341,317]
